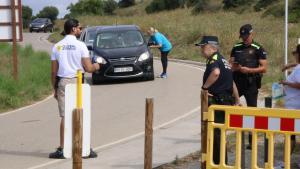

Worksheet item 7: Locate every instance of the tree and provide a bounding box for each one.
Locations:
[118,0,135,8]
[186,0,199,7]
[22,5,32,28]
[103,0,118,15]
[192,0,209,14]
[145,0,184,13]
[36,6,59,22]
[254,0,279,11]
[222,0,255,9]
[68,0,104,17]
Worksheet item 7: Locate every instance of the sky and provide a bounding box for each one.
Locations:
[22,0,79,18]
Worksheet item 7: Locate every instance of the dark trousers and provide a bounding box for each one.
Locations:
[235,76,259,146]
[208,95,233,165]
[161,51,169,74]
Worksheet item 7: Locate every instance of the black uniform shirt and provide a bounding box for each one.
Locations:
[231,41,267,68]
[203,52,233,96]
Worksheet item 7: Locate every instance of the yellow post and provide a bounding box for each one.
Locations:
[251,131,258,169]
[235,130,242,168]
[284,134,291,169]
[77,70,82,109]
[201,90,208,169]
[267,133,274,168]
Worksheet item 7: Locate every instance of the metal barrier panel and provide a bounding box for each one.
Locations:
[206,105,300,169]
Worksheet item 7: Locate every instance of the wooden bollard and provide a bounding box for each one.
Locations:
[73,70,83,169]
[201,90,208,169]
[144,98,153,169]
[73,109,83,169]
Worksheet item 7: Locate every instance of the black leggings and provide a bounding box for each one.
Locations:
[161,51,169,74]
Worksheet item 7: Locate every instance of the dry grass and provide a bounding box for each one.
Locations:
[51,3,300,93]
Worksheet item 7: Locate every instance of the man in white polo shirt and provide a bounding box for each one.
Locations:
[49,19,100,159]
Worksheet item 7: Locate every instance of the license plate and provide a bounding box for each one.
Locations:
[114,67,133,73]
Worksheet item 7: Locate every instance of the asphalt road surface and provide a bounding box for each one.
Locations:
[0,33,204,169]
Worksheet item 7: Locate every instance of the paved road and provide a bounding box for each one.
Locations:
[0,33,204,169]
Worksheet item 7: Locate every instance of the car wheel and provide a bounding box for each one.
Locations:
[30,30,33,33]
[92,74,104,85]
[50,27,54,33]
[143,70,154,81]
[44,29,47,33]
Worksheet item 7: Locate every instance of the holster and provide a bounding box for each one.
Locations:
[208,94,234,106]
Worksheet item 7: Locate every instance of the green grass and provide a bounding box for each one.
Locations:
[0,43,51,112]
[50,2,300,96]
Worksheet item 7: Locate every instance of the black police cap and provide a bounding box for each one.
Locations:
[195,36,219,46]
[240,24,253,38]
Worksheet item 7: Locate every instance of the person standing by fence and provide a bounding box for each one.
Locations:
[280,44,300,155]
[147,27,172,78]
[229,24,268,150]
[196,35,241,164]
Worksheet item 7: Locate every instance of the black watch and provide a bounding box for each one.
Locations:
[202,86,208,90]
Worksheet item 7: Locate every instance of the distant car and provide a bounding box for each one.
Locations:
[29,18,53,33]
[89,25,154,84]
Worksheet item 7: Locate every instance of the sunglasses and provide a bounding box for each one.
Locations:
[74,25,82,30]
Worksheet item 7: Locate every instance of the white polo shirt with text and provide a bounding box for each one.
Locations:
[51,35,89,78]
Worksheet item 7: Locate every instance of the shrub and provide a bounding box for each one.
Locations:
[254,0,279,11]
[145,0,185,13]
[118,0,135,8]
[223,0,255,10]
[192,0,209,14]
[103,0,118,15]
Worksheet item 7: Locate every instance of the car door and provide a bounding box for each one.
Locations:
[47,19,52,31]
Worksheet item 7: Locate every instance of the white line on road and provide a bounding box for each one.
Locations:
[0,95,53,117]
[26,106,200,169]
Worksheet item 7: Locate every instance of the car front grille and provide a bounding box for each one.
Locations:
[109,56,136,63]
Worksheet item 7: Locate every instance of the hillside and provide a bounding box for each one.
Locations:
[52,0,300,91]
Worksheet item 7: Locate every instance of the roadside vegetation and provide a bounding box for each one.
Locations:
[0,43,51,112]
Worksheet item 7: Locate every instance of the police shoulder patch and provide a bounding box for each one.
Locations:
[251,42,261,49]
[212,54,218,60]
[234,42,243,47]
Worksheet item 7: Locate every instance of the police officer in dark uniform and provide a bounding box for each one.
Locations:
[196,35,241,164]
[230,24,267,149]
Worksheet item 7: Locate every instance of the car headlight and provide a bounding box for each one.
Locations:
[40,24,45,28]
[138,51,150,62]
[93,56,107,64]
[29,24,32,27]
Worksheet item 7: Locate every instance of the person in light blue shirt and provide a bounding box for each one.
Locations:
[147,27,172,78]
[279,44,300,167]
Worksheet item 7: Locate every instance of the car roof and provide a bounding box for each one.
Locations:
[83,25,141,34]
[33,18,48,21]
[94,25,140,33]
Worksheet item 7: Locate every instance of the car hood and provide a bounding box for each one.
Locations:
[94,45,148,59]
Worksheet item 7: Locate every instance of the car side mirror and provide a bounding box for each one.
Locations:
[87,45,93,51]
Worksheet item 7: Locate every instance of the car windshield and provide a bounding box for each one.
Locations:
[32,18,47,23]
[95,30,144,49]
